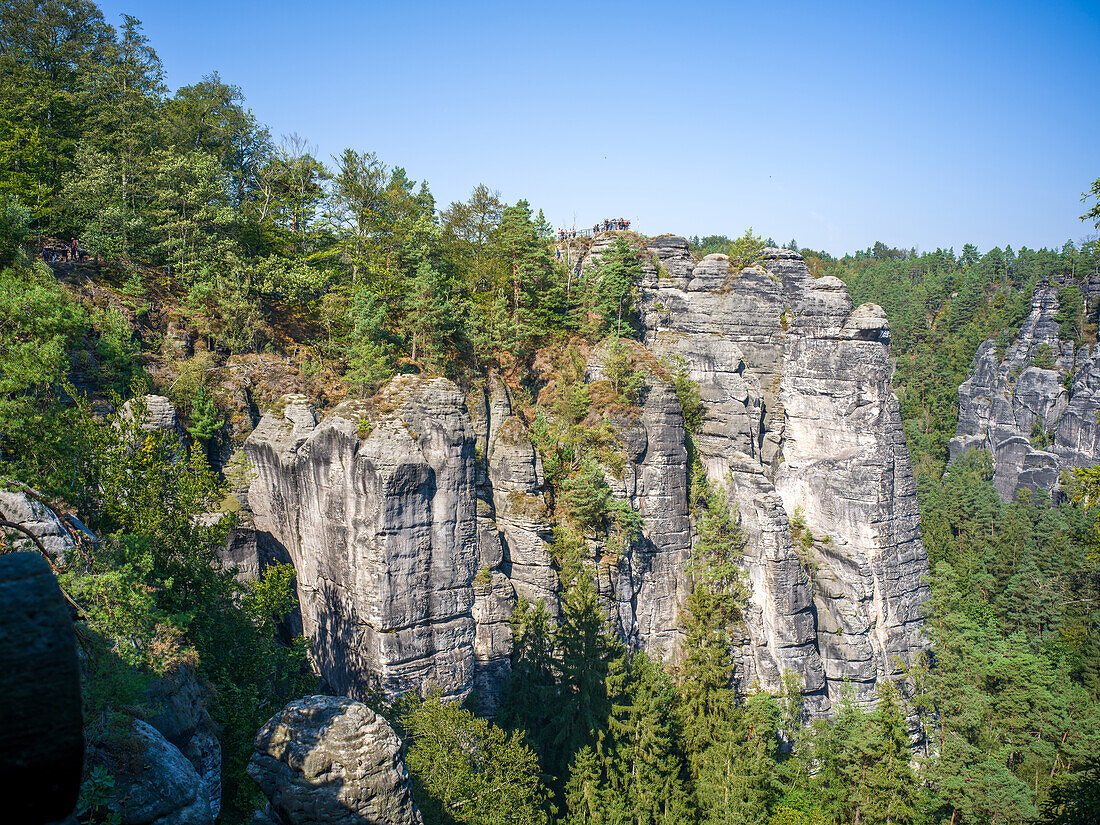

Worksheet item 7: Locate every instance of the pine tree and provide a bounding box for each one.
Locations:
[602,653,693,825]
[551,575,623,784]
[694,691,782,825]
[565,746,612,825]
[500,596,557,762]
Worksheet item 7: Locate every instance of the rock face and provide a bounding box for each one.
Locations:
[239,237,930,720]
[585,340,692,661]
[630,242,929,711]
[950,274,1100,501]
[0,552,84,825]
[0,487,95,564]
[248,695,422,825]
[113,720,214,825]
[144,666,222,820]
[122,394,182,433]
[242,379,480,701]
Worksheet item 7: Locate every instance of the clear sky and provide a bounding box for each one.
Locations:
[95,0,1100,255]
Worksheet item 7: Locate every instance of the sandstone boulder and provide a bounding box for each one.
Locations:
[113,720,213,825]
[248,695,422,825]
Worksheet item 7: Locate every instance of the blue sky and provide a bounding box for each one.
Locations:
[95,0,1100,255]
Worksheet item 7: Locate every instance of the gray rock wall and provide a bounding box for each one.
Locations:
[239,235,930,718]
[629,241,929,712]
[950,273,1100,500]
[243,378,479,701]
[585,341,692,661]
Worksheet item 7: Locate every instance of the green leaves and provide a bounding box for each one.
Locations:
[401,694,551,825]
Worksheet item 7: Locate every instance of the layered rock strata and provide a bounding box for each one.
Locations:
[242,380,478,701]
[950,273,1100,501]
[238,234,930,717]
[585,340,692,660]
[621,240,929,710]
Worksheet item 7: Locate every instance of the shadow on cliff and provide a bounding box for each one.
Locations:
[255,530,305,646]
[310,577,389,703]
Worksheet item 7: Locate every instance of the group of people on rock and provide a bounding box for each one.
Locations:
[42,238,86,263]
[556,217,633,243]
[596,217,630,232]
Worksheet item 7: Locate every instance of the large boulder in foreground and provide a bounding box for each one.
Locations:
[248,695,422,825]
[0,552,83,825]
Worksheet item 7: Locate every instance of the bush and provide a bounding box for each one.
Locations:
[1031,342,1056,369]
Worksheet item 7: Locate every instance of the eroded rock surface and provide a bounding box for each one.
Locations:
[628,242,929,712]
[248,695,422,825]
[144,666,222,820]
[113,720,214,825]
[950,273,1100,500]
[585,340,692,661]
[237,237,930,721]
[0,488,94,564]
[242,379,480,701]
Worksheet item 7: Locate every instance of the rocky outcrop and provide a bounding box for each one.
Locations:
[248,695,422,825]
[585,341,692,661]
[122,394,182,433]
[144,666,222,820]
[630,242,929,711]
[242,379,480,702]
[482,377,558,612]
[776,269,927,706]
[950,273,1100,501]
[112,719,214,825]
[0,487,95,564]
[237,238,930,720]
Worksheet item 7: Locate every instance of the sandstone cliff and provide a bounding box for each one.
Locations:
[238,234,930,718]
[241,379,479,702]
[950,273,1100,501]
[629,240,929,711]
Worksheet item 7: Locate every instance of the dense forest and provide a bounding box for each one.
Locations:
[2,2,1100,824]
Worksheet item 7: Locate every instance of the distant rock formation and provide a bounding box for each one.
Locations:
[951,273,1100,501]
[248,695,422,825]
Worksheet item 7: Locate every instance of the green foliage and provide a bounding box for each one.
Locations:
[1032,342,1056,369]
[1082,176,1100,230]
[0,196,30,267]
[56,401,316,821]
[581,237,643,338]
[664,355,704,434]
[186,389,222,443]
[602,336,644,404]
[344,287,395,394]
[1054,284,1084,346]
[400,694,551,825]
[727,227,766,271]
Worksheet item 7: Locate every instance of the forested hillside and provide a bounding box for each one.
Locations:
[2,3,1099,824]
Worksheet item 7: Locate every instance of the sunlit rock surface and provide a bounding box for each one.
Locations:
[950,273,1100,501]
